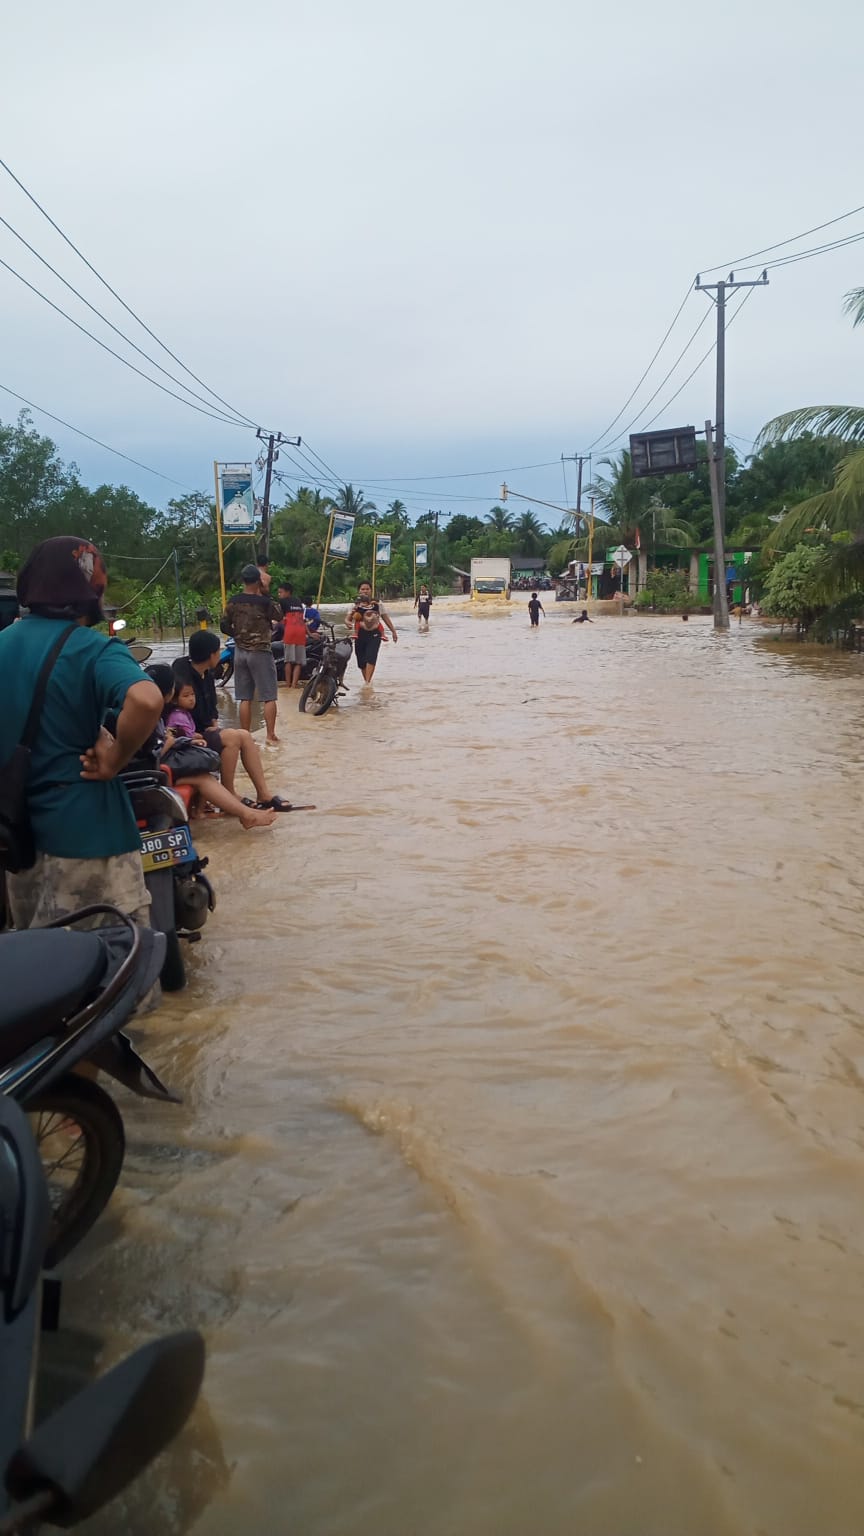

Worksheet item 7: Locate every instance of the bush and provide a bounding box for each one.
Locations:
[633,568,694,613]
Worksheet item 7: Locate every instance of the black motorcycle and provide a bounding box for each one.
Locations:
[298,623,353,716]
[121,765,215,992]
[0,905,176,1267]
[0,1091,205,1532]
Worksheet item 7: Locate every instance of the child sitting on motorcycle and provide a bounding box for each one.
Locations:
[145,668,276,831]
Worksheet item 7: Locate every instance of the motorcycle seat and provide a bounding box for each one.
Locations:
[0,929,108,1058]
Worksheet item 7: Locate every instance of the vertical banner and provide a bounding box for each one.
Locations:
[329,514,356,559]
[414,542,428,566]
[375,534,392,565]
[219,464,255,531]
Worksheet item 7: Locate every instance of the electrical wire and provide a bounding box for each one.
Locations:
[0,255,250,428]
[586,287,694,453]
[0,380,200,490]
[0,155,259,428]
[637,286,756,434]
[116,550,176,609]
[699,203,864,276]
[0,212,253,426]
[593,305,713,455]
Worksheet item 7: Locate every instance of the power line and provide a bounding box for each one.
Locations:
[699,202,864,276]
[587,287,693,453]
[0,211,252,426]
[0,380,200,491]
[756,228,864,273]
[0,253,250,428]
[341,457,564,482]
[638,286,756,433]
[595,306,714,454]
[0,156,259,428]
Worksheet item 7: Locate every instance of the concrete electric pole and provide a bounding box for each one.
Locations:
[695,271,768,630]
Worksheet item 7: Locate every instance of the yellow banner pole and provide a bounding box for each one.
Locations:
[413,543,417,600]
[316,509,335,607]
[587,496,595,604]
[214,461,228,612]
[371,539,377,600]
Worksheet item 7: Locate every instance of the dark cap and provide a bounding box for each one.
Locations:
[241,563,262,583]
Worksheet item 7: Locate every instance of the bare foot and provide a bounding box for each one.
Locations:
[266,735,281,745]
[239,807,277,829]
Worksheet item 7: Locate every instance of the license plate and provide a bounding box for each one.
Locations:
[140,825,195,873]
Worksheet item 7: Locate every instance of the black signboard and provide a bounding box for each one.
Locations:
[630,426,698,478]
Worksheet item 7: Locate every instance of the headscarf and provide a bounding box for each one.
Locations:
[17,537,108,622]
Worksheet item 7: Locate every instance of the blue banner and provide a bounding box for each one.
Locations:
[414,542,428,566]
[219,464,255,531]
[375,534,392,565]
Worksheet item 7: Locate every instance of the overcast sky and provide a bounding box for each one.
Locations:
[3,0,863,521]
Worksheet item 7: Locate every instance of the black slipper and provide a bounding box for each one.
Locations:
[258,796,316,812]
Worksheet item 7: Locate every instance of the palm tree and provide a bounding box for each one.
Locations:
[485,505,514,533]
[759,284,864,551]
[385,498,410,531]
[336,484,378,523]
[514,509,547,555]
[581,451,696,557]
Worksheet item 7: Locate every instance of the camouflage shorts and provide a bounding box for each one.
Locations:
[6,850,151,931]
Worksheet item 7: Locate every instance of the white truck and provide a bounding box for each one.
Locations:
[470,557,511,600]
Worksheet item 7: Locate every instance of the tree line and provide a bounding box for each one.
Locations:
[2,277,863,632]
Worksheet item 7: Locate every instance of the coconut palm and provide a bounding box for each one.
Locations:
[514,509,547,555]
[485,505,515,533]
[580,451,697,557]
[758,285,864,551]
[385,498,410,531]
[336,484,378,523]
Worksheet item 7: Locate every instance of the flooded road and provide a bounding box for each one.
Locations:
[61,603,864,1535]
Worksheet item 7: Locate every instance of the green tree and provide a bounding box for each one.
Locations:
[759,284,864,552]
[484,505,514,533]
[514,510,547,555]
[760,543,828,630]
[336,484,377,522]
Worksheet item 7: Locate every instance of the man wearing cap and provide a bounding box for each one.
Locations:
[221,565,282,745]
[0,536,163,929]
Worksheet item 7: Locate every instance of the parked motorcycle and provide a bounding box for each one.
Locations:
[0,1091,204,1531]
[110,617,153,664]
[0,905,176,1267]
[214,636,234,686]
[121,764,215,992]
[298,623,353,716]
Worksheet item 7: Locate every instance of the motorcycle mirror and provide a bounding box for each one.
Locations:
[4,1330,205,1525]
[111,619,127,633]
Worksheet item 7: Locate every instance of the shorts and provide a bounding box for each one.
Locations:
[7,849,151,930]
[234,646,278,703]
[530,614,539,626]
[355,629,382,670]
[418,602,431,620]
[283,643,306,664]
[204,728,223,754]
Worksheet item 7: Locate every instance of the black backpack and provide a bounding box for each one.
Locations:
[0,623,77,873]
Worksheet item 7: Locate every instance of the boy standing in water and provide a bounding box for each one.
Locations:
[528,591,545,627]
[414,584,432,631]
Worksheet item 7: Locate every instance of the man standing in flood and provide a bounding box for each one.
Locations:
[221,564,283,744]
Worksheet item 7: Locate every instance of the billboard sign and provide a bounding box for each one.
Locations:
[219,463,256,531]
[414,542,428,566]
[375,534,392,565]
[329,513,356,559]
[630,427,698,479]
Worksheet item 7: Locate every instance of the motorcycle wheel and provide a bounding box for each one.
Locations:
[299,673,337,716]
[27,1075,126,1268]
[161,928,186,992]
[215,658,234,686]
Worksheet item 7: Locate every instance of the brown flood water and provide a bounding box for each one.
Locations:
[56,602,864,1536]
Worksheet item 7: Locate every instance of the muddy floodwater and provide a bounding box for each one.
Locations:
[57,602,864,1536]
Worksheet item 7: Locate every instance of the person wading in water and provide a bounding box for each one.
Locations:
[347,580,398,684]
[414,584,432,632]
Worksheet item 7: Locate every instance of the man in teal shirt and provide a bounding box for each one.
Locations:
[0,537,163,929]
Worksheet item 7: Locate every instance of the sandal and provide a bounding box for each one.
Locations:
[258,796,316,813]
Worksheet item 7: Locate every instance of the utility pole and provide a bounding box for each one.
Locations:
[561,452,591,530]
[695,270,768,630]
[256,429,301,563]
[429,509,441,587]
